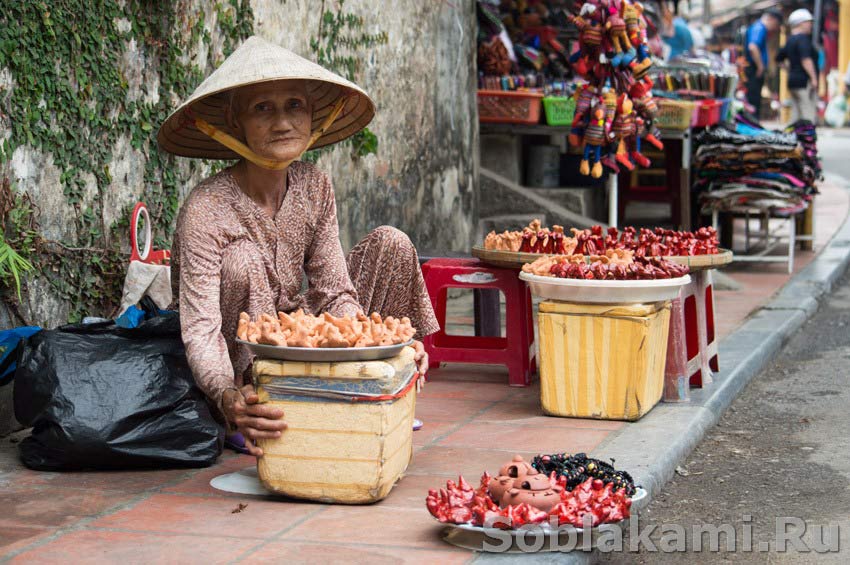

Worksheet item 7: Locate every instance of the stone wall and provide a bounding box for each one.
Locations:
[255,0,479,251]
[0,0,479,330]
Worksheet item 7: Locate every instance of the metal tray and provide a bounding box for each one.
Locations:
[236,339,414,362]
[439,488,647,553]
[519,272,691,304]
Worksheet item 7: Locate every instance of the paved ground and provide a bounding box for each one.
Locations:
[1,132,848,563]
[600,270,850,564]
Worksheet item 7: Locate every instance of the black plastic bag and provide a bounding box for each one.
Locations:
[13,313,223,470]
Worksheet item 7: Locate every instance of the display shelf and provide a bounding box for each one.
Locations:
[480,122,572,136]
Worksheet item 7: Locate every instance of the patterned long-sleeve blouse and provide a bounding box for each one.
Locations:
[171,161,362,408]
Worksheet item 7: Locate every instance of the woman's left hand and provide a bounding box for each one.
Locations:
[412,340,429,389]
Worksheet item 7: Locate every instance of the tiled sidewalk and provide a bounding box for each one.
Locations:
[1,179,846,563]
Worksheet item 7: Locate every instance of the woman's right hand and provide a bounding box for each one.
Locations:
[221,385,288,457]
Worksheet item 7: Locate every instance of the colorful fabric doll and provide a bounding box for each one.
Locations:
[580,103,608,178]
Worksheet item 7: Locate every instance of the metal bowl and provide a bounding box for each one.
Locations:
[236,339,414,362]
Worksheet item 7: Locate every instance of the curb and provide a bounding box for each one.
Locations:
[474,173,850,563]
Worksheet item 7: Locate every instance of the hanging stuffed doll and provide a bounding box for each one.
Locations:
[629,80,664,150]
[568,3,605,70]
[626,115,652,168]
[624,1,653,78]
[611,93,637,171]
[606,1,636,67]
[570,83,598,146]
[580,102,609,178]
[601,87,622,172]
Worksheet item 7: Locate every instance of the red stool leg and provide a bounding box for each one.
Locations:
[663,293,689,401]
[524,283,537,375]
[505,274,531,386]
[683,285,701,387]
[704,273,719,372]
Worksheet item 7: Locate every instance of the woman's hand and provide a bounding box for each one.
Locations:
[221,385,287,457]
[412,340,429,390]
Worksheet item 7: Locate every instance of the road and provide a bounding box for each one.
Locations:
[599,130,850,563]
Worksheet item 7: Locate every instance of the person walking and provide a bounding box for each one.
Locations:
[777,9,819,123]
[745,9,783,118]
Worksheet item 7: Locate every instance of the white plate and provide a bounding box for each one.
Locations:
[236,339,413,362]
[520,272,691,304]
[210,466,272,496]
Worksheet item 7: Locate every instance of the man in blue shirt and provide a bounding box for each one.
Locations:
[745,10,782,118]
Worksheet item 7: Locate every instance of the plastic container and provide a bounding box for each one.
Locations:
[542,95,576,126]
[693,99,722,127]
[254,347,417,504]
[519,271,691,304]
[654,99,695,130]
[478,90,544,124]
[537,300,671,420]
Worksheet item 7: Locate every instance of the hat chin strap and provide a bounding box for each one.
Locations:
[192,98,348,171]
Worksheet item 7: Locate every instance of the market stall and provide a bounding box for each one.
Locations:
[475,1,743,233]
[693,113,822,272]
[475,0,667,229]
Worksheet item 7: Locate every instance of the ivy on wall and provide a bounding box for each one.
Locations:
[0,0,383,324]
[0,0,254,322]
[306,0,386,161]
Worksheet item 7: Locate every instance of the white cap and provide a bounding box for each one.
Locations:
[789,9,814,27]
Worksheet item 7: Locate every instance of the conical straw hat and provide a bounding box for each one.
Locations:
[158,36,376,159]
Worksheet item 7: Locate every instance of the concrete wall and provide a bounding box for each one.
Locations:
[0,0,479,331]
[256,0,479,252]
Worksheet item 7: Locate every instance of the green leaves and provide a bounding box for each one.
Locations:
[350,127,378,159]
[0,234,34,301]
[0,0,255,319]
[308,1,385,159]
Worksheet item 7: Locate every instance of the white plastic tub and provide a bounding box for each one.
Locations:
[519,272,691,304]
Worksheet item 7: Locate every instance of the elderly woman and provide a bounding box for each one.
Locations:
[158,37,438,455]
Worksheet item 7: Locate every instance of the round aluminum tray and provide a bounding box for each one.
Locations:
[519,272,691,304]
[439,488,647,553]
[236,339,414,362]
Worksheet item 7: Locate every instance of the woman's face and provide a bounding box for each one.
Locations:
[228,81,313,162]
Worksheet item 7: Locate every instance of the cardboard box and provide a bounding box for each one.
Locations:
[538,301,671,421]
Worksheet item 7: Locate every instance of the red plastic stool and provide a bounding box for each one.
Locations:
[681,270,718,387]
[421,258,535,387]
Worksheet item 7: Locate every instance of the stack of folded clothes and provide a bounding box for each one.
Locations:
[693,117,818,216]
[786,120,822,181]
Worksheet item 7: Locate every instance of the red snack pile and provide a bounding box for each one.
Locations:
[576,225,719,257]
[523,253,689,281]
[548,255,690,281]
[484,221,718,257]
[425,473,632,529]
